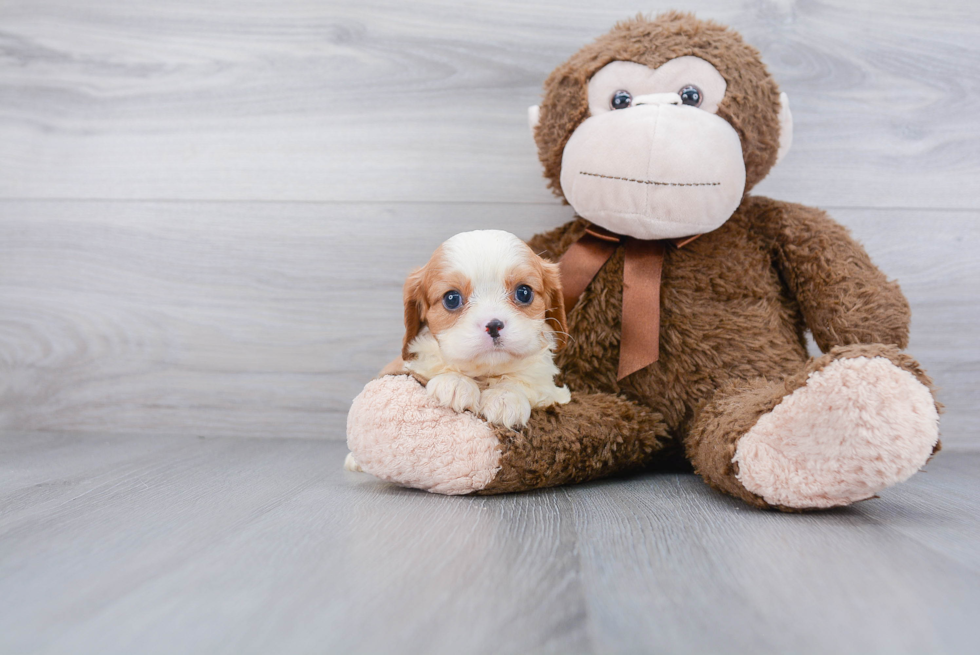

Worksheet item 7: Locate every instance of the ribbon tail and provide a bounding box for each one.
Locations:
[618,239,664,380]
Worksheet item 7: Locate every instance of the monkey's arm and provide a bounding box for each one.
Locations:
[755,197,910,350]
[346,375,670,494]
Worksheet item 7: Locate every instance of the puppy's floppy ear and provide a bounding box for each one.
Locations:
[402,267,426,360]
[541,259,568,351]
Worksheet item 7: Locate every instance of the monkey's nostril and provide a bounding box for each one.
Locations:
[486,319,504,339]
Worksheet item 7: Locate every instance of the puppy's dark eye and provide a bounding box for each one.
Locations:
[442,290,463,311]
[679,85,702,107]
[514,285,533,305]
[611,90,632,110]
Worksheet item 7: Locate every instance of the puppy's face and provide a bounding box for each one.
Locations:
[402,230,567,371]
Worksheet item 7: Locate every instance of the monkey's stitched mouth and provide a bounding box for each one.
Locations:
[579,171,720,187]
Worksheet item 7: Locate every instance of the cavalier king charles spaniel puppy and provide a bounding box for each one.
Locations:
[402,229,571,428]
[344,230,571,472]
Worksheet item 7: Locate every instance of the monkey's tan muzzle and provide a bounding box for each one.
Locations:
[559,102,746,240]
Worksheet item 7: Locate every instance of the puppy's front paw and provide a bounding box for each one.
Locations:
[426,373,481,413]
[480,386,532,429]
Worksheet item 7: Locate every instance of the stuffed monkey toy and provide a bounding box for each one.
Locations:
[346,12,941,510]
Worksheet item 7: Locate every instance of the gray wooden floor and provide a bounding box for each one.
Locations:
[2,1,980,653]
[2,434,979,655]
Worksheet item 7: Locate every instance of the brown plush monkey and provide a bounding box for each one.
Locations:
[347,13,941,510]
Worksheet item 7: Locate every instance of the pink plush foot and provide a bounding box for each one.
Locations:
[733,357,940,509]
[346,375,502,495]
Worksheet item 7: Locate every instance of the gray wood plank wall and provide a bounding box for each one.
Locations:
[2,0,978,443]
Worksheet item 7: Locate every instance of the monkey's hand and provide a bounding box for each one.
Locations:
[347,375,502,495]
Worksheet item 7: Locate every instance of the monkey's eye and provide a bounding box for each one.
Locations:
[442,290,463,311]
[514,285,534,305]
[610,90,632,110]
[679,85,702,107]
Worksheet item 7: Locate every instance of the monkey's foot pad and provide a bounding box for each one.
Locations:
[734,356,940,508]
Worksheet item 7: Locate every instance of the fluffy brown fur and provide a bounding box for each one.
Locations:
[479,391,670,494]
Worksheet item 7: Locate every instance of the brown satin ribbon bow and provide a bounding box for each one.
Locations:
[558,224,699,381]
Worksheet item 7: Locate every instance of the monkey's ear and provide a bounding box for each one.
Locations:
[527,105,540,136]
[402,268,426,361]
[775,92,793,165]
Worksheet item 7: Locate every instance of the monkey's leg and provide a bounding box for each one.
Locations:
[685,344,941,510]
[346,375,669,495]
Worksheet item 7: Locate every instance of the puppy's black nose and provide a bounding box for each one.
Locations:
[486,319,504,339]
